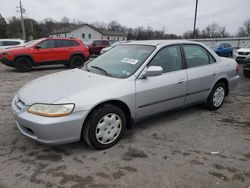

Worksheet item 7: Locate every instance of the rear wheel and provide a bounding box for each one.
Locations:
[83,104,126,150]
[70,55,84,68]
[205,82,226,111]
[15,57,32,72]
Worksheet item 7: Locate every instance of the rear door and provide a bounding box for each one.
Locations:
[182,44,218,105]
[53,40,77,61]
[136,45,188,119]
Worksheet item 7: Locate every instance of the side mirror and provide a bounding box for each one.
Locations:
[140,66,163,78]
[35,45,41,49]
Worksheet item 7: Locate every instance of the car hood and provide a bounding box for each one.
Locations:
[237,48,250,53]
[17,69,118,105]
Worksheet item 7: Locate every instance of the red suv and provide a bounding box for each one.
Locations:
[88,40,110,55]
[0,38,89,72]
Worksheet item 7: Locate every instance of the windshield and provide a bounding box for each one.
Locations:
[84,45,155,78]
[25,39,45,48]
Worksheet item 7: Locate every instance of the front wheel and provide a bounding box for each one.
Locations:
[205,82,226,111]
[15,57,32,72]
[83,104,126,150]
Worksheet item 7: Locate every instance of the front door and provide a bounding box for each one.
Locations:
[135,45,188,119]
[32,39,56,63]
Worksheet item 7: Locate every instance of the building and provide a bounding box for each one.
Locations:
[50,24,127,42]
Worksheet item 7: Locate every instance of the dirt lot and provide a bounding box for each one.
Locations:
[0,63,249,188]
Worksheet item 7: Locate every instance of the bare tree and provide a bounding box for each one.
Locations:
[0,13,7,38]
[91,21,107,30]
[237,18,250,37]
[201,22,229,38]
[6,17,22,38]
[107,20,125,32]
[183,29,200,39]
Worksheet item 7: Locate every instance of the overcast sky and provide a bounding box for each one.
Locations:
[0,0,249,35]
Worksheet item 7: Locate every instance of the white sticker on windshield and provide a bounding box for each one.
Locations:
[121,58,138,65]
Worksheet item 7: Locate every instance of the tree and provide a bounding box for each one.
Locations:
[107,20,125,32]
[183,29,201,39]
[91,21,107,30]
[237,18,250,37]
[0,14,7,38]
[6,17,22,38]
[24,18,43,40]
[60,16,71,28]
[201,22,229,38]
[41,18,57,36]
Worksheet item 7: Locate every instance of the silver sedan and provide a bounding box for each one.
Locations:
[12,40,239,149]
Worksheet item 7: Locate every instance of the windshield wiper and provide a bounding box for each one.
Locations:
[90,66,111,76]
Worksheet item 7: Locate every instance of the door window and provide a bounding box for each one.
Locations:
[102,41,109,45]
[39,40,55,49]
[183,45,212,68]
[3,41,21,46]
[55,40,79,48]
[148,45,183,73]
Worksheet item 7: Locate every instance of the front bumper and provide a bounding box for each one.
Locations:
[12,97,89,145]
[0,57,15,67]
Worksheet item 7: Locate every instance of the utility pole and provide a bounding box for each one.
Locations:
[193,0,198,39]
[17,0,26,40]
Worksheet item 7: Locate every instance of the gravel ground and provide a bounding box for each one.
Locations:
[0,63,249,188]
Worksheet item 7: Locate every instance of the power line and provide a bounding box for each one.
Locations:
[16,0,26,40]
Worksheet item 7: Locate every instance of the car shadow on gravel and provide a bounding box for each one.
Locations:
[1,65,69,73]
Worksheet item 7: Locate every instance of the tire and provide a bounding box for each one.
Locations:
[229,52,233,57]
[205,82,226,111]
[83,104,126,150]
[70,55,84,68]
[243,67,250,78]
[15,57,32,72]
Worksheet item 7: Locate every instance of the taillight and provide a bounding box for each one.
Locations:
[236,63,240,74]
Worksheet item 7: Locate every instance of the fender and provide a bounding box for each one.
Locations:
[14,53,34,63]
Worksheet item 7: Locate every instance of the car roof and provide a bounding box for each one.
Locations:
[126,40,201,46]
[46,37,78,40]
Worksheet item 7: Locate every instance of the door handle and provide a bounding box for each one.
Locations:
[212,72,217,76]
[177,79,185,84]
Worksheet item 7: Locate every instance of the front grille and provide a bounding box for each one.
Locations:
[236,56,246,60]
[238,52,249,55]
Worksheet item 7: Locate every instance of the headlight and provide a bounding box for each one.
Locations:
[2,51,12,56]
[28,103,75,117]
